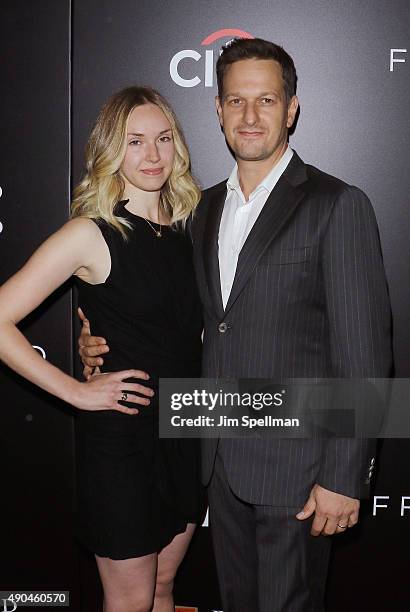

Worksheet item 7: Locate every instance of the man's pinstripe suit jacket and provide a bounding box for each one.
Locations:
[191,151,393,506]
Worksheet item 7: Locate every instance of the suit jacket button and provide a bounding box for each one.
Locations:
[218,322,228,333]
[370,457,376,466]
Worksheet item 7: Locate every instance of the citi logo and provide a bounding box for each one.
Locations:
[170,28,254,88]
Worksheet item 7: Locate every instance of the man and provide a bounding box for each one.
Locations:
[79,39,392,611]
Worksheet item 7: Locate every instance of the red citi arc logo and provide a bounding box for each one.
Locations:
[170,28,254,88]
[201,28,253,45]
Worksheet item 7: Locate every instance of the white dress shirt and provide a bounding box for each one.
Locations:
[218,146,294,308]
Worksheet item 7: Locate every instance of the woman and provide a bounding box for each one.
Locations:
[0,86,203,612]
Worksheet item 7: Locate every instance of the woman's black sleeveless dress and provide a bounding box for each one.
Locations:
[74,201,203,560]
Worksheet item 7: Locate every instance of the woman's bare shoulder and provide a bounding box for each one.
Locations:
[62,216,100,234]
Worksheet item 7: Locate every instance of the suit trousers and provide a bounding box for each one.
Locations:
[208,450,332,612]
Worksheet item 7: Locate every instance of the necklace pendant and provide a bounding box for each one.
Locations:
[156,231,162,238]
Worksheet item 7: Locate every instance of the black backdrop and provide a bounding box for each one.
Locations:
[1,1,409,610]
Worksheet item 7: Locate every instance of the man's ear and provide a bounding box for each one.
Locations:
[286,95,299,129]
[215,96,223,128]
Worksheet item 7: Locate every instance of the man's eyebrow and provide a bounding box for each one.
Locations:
[259,91,280,97]
[225,91,280,96]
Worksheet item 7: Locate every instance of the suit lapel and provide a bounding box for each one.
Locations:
[203,182,226,319]
[224,153,308,314]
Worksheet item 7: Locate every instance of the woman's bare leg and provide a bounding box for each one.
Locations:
[96,552,157,612]
[153,523,196,612]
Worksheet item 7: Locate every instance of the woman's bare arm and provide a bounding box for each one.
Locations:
[0,218,152,414]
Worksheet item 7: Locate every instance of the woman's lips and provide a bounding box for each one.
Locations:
[141,168,163,175]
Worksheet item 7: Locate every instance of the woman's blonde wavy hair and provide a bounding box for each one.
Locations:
[71,86,201,237]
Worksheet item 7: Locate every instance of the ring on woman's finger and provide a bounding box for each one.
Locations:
[337,523,347,529]
[121,392,128,402]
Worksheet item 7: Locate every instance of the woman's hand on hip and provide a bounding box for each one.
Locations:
[73,369,154,415]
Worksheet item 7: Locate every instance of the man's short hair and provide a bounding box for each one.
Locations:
[216,38,297,104]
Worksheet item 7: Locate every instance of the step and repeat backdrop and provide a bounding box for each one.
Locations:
[0,1,82,609]
[1,1,409,610]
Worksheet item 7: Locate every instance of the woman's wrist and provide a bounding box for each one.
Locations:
[60,377,83,407]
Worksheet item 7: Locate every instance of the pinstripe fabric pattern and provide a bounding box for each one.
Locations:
[208,451,331,612]
[192,152,393,506]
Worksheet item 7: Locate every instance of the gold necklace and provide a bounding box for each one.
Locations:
[143,201,162,238]
[143,218,162,238]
